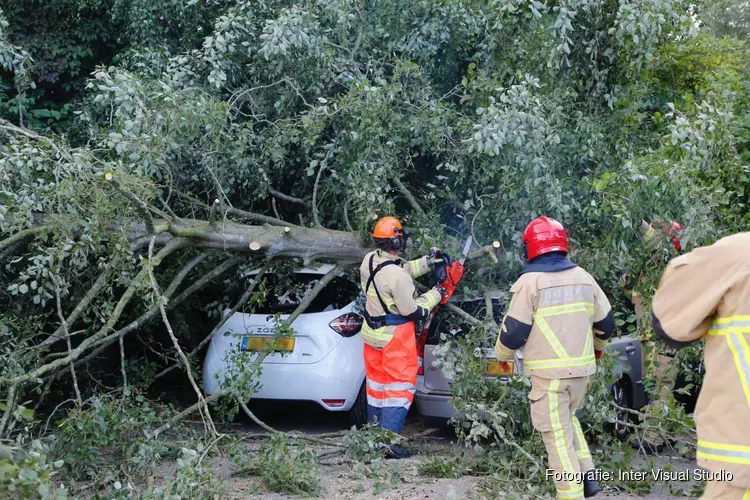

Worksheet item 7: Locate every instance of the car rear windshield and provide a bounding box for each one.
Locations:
[234,274,359,314]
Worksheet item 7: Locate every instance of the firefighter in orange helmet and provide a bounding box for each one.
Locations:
[359,216,446,458]
[495,216,614,499]
[651,232,750,499]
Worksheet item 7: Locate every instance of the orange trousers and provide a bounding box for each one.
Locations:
[364,321,417,434]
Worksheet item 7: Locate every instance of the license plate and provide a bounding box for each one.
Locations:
[241,336,295,352]
[484,360,514,377]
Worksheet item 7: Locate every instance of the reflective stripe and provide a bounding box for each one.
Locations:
[548,380,580,498]
[536,302,594,317]
[380,397,412,408]
[572,416,592,461]
[583,326,593,356]
[411,259,421,277]
[366,395,382,407]
[727,332,750,407]
[362,325,392,342]
[697,440,750,465]
[525,355,596,371]
[537,317,570,358]
[743,489,750,500]
[709,317,750,335]
[416,291,440,310]
[367,379,386,391]
[557,487,584,499]
[383,381,416,392]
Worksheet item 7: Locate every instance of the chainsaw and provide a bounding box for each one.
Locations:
[416,236,473,369]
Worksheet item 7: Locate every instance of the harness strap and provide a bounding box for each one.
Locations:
[366,254,401,315]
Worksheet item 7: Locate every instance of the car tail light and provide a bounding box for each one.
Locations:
[323,399,345,407]
[484,360,514,377]
[329,313,363,337]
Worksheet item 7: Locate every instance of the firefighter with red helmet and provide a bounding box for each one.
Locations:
[495,216,614,499]
[618,219,684,454]
[359,216,445,458]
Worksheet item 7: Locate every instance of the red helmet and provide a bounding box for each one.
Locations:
[650,220,683,252]
[522,216,569,261]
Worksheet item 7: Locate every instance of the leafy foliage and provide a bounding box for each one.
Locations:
[0,0,748,495]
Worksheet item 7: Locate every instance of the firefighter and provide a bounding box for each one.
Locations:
[495,216,615,499]
[359,216,445,458]
[651,232,750,500]
[620,220,684,454]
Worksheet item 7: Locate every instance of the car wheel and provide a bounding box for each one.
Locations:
[348,382,368,428]
[610,377,633,441]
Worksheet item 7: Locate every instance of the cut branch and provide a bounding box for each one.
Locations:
[128,217,367,263]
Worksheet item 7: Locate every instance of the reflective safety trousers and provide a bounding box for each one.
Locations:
[695,317,750,488]
[364,321,417,434]
[529,376,594,500]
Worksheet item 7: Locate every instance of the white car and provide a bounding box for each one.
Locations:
[202,265,369,425]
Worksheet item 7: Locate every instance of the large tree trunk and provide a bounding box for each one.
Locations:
[128,219,368,264]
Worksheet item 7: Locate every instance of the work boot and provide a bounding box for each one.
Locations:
[385,445,410,459]
[583,470,601,498]
[631,439,664,455]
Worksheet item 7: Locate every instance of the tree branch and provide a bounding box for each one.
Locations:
[147,236,217,437]
[35,269,113,353]
[106,173,157,234]
[392,175,425,217]
[64,256,243,374]
[0,226,48,253]
[0,239,187,386]
[55,281,82,405]
[269,189,309,207]
[175,190,295,228]
[312,164,325,227]
[154,262,270,381]
[151,263,350,436]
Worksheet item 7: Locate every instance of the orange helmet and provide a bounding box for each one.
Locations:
[373,216,409,251]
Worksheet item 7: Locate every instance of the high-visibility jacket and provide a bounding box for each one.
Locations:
[652,232,750,488]
[495,266,614,379]
[359,249,442,349]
